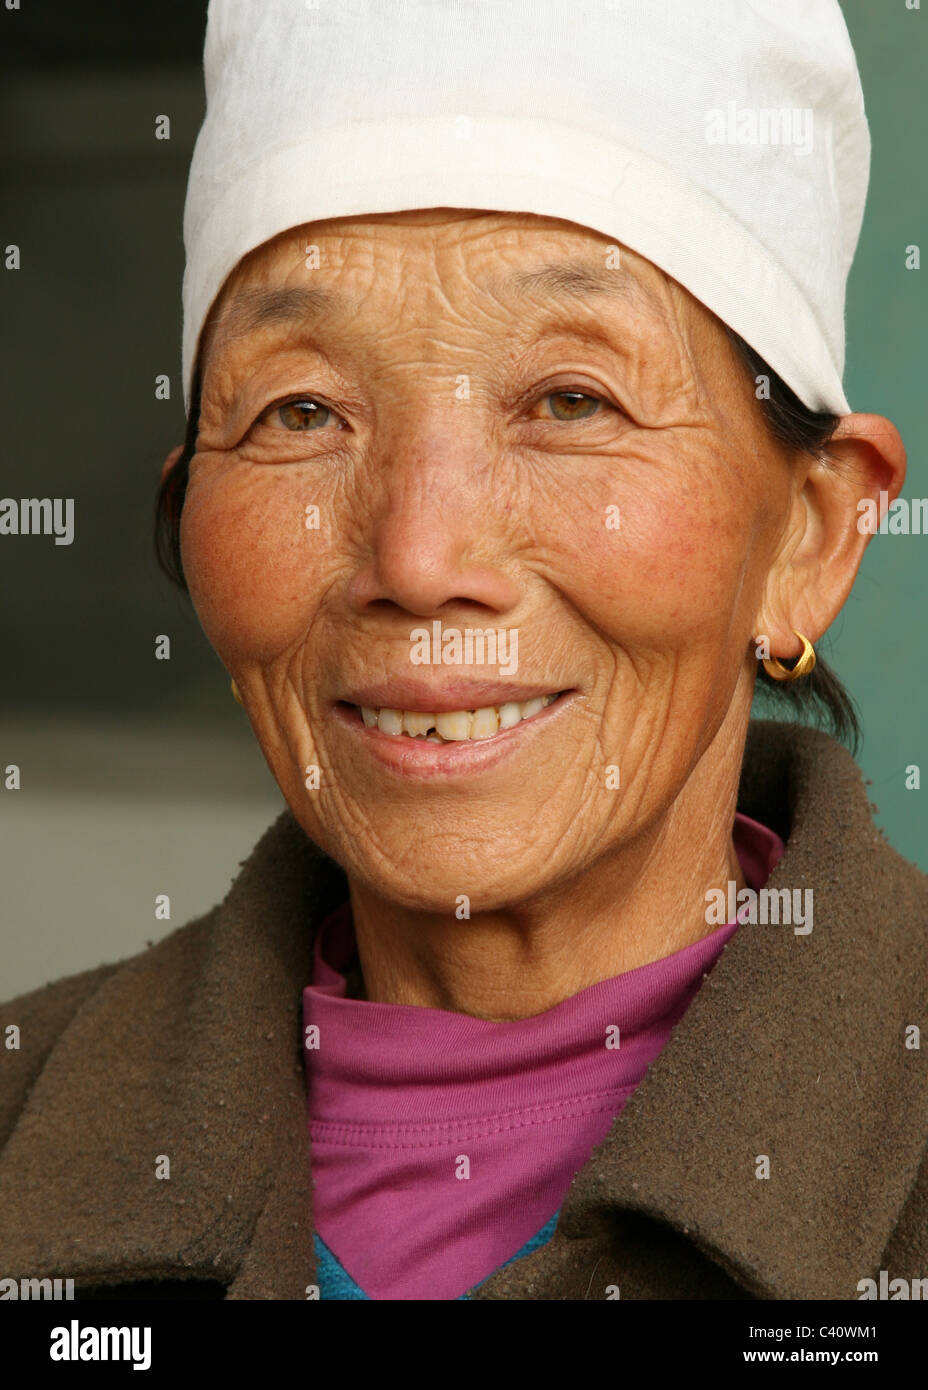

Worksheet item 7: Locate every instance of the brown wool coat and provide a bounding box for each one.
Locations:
[1,719,927,1301]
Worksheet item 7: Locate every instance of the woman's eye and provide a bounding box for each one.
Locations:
[261,398,344,431]
[534,391,604,422]
[253,389,608,434]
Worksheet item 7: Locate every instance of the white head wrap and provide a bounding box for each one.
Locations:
[181,0,869,416]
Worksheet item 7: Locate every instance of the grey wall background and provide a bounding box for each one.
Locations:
[1,0,925,997]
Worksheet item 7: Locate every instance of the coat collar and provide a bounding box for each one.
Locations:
[0,810,348,1299]
[1,721,924,1298]
[474,720,928,1299]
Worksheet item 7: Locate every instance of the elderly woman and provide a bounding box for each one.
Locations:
[1,0,926,1305]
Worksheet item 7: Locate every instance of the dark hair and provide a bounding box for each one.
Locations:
[154,329,861,753]
[155,358,200,592]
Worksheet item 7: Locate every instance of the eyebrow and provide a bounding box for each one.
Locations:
[206,284,345,358]
[500,259,669,321]
[206,258,667,363]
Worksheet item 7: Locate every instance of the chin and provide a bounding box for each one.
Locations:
[346,849,558,915]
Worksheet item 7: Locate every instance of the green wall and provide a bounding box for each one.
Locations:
[755,0,927,868]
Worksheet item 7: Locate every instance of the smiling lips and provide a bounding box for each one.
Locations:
[353,693,561,742]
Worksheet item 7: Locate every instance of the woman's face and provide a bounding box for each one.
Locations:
[182,209,798,910]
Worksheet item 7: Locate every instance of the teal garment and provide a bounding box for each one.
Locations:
[314,1210,561,1300]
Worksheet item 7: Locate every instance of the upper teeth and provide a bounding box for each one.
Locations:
[359,694,558,741]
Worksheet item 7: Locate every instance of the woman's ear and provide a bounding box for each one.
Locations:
[161,444,185,485]
[754,412,907,658]
[827,410,907,489]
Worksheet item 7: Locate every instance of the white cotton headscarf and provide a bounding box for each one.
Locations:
[181,0,869,416]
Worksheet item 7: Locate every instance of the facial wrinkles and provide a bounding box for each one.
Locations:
[194,215,763,670]
[178,218,784,959]
[612,283,774,605]
[676,299,797,583]
[199,225,705,447]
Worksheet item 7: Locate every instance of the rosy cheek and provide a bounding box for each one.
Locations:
[548,481,742,642]
[180,469,318,664]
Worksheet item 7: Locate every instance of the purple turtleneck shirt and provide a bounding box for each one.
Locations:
[302,811,785,1300]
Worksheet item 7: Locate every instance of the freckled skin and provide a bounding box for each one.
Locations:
[167,208,905,1020]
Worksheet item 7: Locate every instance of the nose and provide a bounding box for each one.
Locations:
[344,420,523,619]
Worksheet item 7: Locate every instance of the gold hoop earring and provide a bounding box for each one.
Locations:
[230,678,244,705]
[761,629,816,682]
